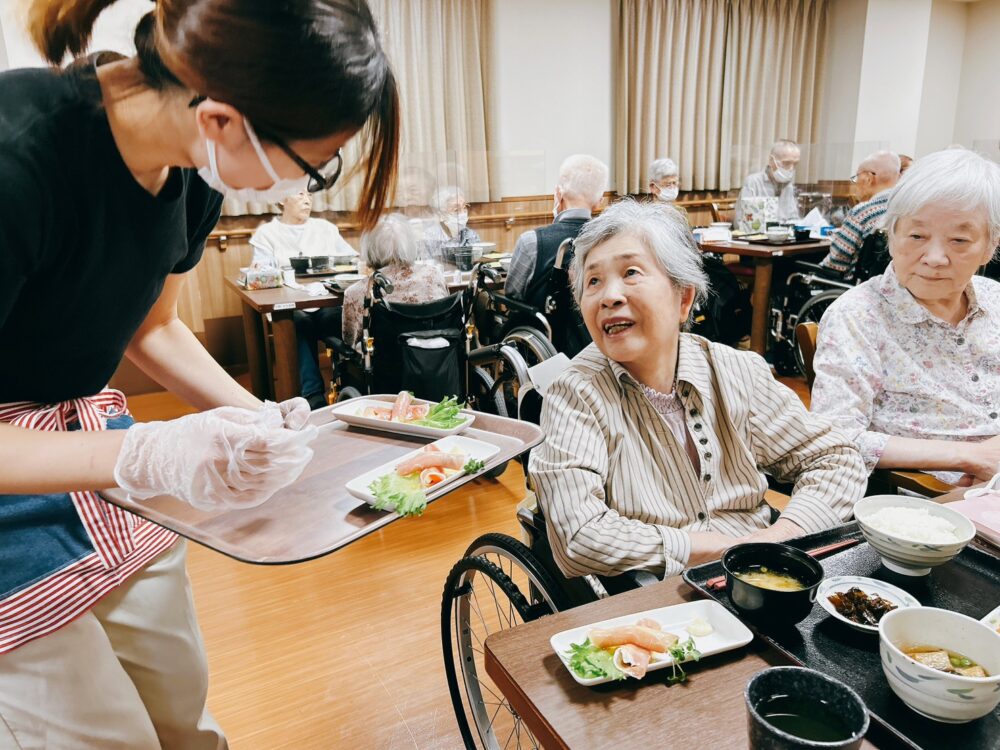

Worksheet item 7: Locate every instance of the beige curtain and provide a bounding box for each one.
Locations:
[222,0,492,217]
[721,0,828,188]
[614,0,828,194]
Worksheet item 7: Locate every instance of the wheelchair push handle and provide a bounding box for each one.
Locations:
[371,271,395,297]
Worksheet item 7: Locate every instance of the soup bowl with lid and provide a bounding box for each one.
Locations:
[722,543,825,626]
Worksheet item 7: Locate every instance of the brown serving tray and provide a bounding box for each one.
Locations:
[100,406,543,565]
[683,523,1000,750]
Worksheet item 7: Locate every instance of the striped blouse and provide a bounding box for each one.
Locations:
[529,336,867,579]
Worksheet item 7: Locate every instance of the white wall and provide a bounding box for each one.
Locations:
[0,0,150,69]
[915,0,967,156]
[488,0,613,197]
[953,0,1000,152]
[816,0,868,177]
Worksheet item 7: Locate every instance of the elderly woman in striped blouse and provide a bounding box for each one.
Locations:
[529,200,867,580]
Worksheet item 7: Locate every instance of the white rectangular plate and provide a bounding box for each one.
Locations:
[329,395,475,438]
[344,435,500,507]
[549,599,753,687]
[982,603,1000,634]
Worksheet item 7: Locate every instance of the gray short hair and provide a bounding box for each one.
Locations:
[649,158,679,183]
[770,139,800,159]
[571,199,708,326]
[557,154,609,206]
[883,149,1000,256]
[361,214,420,269]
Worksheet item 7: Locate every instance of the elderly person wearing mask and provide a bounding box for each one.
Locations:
[249,189,356,268]
[735,139,801,226]
[342,214,450,348]
[818,150,901,280]
[811,149,1000,486]
[648,157,687,220]
[415,185,481,262]
[529,200,866,580]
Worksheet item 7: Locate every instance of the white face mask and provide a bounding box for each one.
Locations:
[198,118,309,203]
[656,186,679,202]
[771,162,795,185]
[445,211,468,234]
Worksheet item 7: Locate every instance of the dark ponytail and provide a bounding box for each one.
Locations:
[27,0,119,64]
[26,0,401,228]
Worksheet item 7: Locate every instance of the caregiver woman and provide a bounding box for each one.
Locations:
[0,0,398,747]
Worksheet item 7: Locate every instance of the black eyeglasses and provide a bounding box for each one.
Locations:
[268,136,344,194]
[187,96,343,193]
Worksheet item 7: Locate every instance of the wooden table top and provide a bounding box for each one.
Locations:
[100,407,542,564]
[698,239,830,259]
[485,577,880,750]
[225,276,344,313]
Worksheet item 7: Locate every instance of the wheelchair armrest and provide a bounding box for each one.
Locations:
[792,260,841,279]
[619,569,660,588]
[322,336,355,358]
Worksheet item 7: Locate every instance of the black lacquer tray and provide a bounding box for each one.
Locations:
[683,523,1000,750]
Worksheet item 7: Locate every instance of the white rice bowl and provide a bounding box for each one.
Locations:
[854,495,975,576]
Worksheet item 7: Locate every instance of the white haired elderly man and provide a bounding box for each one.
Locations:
[648,157,687,220]
[505,154,609,310]
[734,139,801,225]
[530,200,866,580]
[812,149,1000,486]
[818,150,901,280]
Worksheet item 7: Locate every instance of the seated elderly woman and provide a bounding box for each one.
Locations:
[529,200,867,580]
[811,149,1000,486]
[342,214,450,348]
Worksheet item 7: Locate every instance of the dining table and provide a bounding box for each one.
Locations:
[226,264,503,402]
[483,484,976,750]
[697,239,830,355]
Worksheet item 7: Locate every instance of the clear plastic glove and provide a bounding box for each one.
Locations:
[113,404,318,510]
[272,398,312,431]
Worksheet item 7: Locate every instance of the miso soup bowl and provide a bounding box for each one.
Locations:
[723,543,825,626]
[879,607,1000,723]
[854,495,975,576]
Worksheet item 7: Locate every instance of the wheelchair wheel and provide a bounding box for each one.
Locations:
[441,555,543,750]
[468,365,508,418]
[791,289,843,377]
[463,532,569,615]
[335,386,362,402]
[502,327,557,367]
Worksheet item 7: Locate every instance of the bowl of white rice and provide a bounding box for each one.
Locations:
[854,495,976,576]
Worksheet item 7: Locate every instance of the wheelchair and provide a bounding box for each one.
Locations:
[325,268,555,420]
[472,238,591,360]
[769,230,889,376]
[440,500,658,750]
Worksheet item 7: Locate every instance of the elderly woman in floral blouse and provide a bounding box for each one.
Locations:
[342,214,449,347]
[811,149,1000,485]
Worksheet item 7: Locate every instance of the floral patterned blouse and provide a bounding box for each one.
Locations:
[342,262,450,347]
[811,263,1000,480]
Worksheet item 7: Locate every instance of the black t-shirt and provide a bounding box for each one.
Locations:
[0,59,222,403]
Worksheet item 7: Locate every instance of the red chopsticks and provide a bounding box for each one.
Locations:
[702,538,862,591]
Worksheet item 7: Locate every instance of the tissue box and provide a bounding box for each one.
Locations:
[240,267,283,290]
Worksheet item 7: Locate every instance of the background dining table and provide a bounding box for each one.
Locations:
[226,264,504,402]
[697,239,830,355]
[484,484,974,750]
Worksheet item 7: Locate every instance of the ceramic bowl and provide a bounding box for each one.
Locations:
[330,273,366,291]
[723,543,824,626]
[879,607,1000,723]
[854,495,975,576]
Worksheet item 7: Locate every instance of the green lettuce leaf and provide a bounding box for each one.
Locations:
[413,396,468,430]
[367,472,427,517]
[565,639,625,681]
